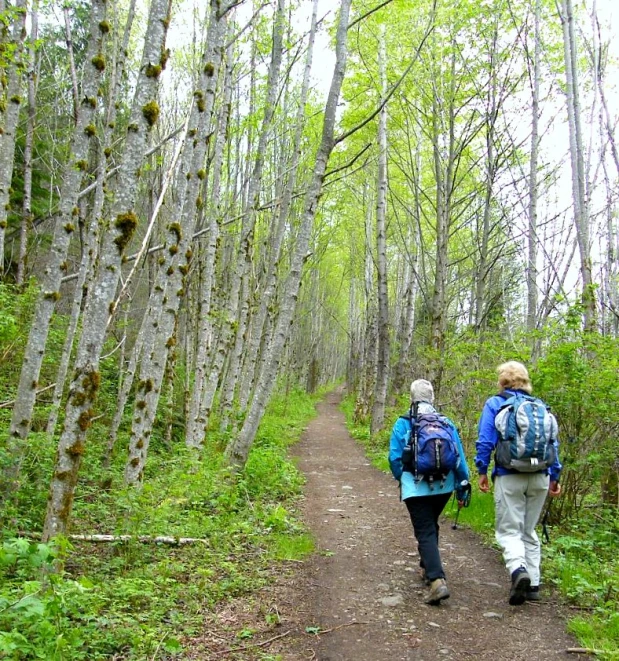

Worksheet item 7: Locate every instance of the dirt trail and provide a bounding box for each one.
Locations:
[188,390,583,660]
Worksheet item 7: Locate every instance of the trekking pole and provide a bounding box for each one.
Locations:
[451,480,471,530]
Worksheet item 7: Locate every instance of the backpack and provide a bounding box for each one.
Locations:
[401,407,460,487]
[494,392,558,472]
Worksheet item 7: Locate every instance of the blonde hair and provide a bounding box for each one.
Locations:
[497,361,532,394]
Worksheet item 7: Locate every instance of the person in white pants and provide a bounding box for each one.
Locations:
[474,361,562,605]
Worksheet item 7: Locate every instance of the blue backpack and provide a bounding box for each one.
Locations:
[494,392,558,472]
[401,408,460,487]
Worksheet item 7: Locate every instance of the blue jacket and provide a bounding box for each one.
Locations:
[389,402,470,500]
[474,389,562,482]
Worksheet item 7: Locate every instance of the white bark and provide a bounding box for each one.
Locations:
[42,0,173,540]
[560,0,595,329]
[124,1,227,483]
[0,0,27,273]
[186,30,235,447]
[16,0,38,286]
[8,0,108,446]
[237,0,319,414]
[225,0,352,468]
[527,0,541,333]
[370,25,390,436]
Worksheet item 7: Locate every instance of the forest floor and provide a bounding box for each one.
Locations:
[184,389,585,660]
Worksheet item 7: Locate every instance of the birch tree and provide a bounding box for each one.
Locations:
[560,0,596,330]
[125,0,227,485]
[0,0,27,274]
[370,24,390,435]
[6,0,108,489]
[225,0,353,468]
[42,0,173,540]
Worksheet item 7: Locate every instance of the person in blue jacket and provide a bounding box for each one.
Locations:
[475,361,562,606]
[389,379,470,605]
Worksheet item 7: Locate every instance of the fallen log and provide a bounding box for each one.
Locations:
[69,534,208,545]
[19,533,208,545]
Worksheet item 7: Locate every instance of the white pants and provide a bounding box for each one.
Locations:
[494,472,549,586]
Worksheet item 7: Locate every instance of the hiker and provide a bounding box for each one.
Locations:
[389,379,470,605]
[475,360,562,606]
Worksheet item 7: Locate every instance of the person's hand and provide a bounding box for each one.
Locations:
[478,474,490,493]
[549,480,561,497]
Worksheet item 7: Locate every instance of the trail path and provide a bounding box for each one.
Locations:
[189,390,583,660]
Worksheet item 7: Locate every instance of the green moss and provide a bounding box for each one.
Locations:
[78,409,94,431]
[72,206,79,216]
[146,63,162,78]
[128,123,139,132]
[168,222,182,242]
[91,53,106,71]
[166,336,176,348]
[185,248,193,260]
[104,147,112,158]
[169,244,179,256]
[99,20,110,34]
[84,124,97,137]
[160,48,170,70]
[167,266,174,276]
[179,264,188,276]
[142,100,160,127]
[10,95,22,104]
[76,160,88,171]
[43,291,60,301]
[204,62,215,77]
[188,129,197,138]
[83,96,97,108]
[136,400,146,410]
[71,391,86,407]
[113,211,138,254]
[64,223,75,233]
[197,169,206,180]
[136,438,144,449]
[196,196,203,210]
[82,371,101,400]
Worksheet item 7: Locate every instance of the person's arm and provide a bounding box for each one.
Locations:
[388,417,408,481]
[548,433,563,496]
[475,397,500,492]
[450,423,470,483]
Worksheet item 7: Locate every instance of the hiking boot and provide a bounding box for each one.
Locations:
[419,568,430,585]
[425,578,450,605]
[509,567,531,606]
[526,585,540,601]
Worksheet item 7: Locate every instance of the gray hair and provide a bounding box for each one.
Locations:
[410,379,434,403]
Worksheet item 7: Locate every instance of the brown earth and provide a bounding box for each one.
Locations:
[185,390,585,660]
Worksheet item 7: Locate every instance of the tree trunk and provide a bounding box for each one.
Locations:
[6,0,108,493]
[370,25,390,436]
[124,1,226,486]
[225,0,353,469]
[560,0,596,330]
[0,0,27,274]
[16,0,38,286]
[42,0,173,540]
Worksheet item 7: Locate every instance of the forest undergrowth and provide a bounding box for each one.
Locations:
[0,355,322,660]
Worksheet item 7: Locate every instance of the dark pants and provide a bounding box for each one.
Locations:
[404,492,452,581]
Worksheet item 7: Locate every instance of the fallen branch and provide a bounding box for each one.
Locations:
[309,620,368,636]
[69,534,208,545]
[213,629,292,657]
[20,533,208,545]
[566,648,604,655]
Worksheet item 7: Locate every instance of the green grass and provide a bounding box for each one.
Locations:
[0,385,326,660]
